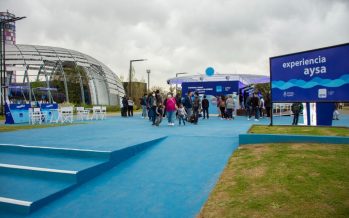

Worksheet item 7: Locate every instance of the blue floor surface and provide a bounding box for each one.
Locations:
[0,151,106,171]
[0,114,348,217]
[0,173,73,202]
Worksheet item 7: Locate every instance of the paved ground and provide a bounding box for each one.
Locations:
[0,114,348,218]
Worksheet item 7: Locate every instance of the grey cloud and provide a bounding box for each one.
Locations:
[2,0,349,86]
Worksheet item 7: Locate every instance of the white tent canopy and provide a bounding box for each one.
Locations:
[167,73,270,86]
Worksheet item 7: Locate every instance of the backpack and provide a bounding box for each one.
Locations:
[189,114,198,124]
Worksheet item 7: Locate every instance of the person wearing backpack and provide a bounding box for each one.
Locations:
[291,102,303,125]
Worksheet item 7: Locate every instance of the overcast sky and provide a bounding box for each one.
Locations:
[2,0,349,87]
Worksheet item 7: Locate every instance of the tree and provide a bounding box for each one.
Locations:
[168,85,175,94]
[254,83,270,97]
[150,86,166,96]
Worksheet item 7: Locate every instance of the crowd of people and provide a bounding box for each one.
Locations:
[121,90,244,127]
[240,91,271,121]
[121,89,345,127]
[120,88,275,127]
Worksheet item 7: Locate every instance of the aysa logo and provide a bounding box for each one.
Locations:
[318,89,327,98]
[16,105,25,109]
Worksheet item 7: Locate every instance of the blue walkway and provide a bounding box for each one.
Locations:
[0,114,348,217]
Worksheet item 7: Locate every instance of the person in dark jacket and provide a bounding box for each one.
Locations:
[219,95,226,119]
[183,91,193,119]
[291,102,303,125]
[250,93,260,121]
[264,92,271,117]
[239,92,244,109]
[175,93,182,119]
[140,94,147,118]
[243,91,249,109]
[121,96,128,117]
[148,92,157,125]
[155,102,164,126]
[155,90,163,106]
[202,95,209,119]
[191,92,201,124]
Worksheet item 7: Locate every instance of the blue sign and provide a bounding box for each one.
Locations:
[40,103,59,122]
[4,103,59,124]
[270,43,349,102]
[182,81,240,115]
[5,103,31,124]
[182,81,239,97]
[205,67,215,77]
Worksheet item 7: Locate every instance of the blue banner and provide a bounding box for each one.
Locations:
[271,43,349,102]
[40,103,59,123]
[5,103,31,124]
[5,103,59,124]
[181,81,240,97]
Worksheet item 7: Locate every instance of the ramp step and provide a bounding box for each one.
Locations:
[0,137,166,215]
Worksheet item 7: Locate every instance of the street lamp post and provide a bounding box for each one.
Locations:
[129,59,146,97]
[175,72,188,95]
[0,15,26,115]
[146,69,150,92]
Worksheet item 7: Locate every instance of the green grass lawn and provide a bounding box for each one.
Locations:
[199,143,349,218]
[0,123,78,132]
[249,125,349,137]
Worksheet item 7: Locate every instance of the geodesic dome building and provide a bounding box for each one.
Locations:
[4,44,125,106]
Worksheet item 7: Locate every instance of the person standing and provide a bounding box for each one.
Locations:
[202,95,209,119]
[216,96,221,117]
[165,93,177,126]
[259,96,265,118]
[243,91,249,109]
[233,94,238,118]
[149,92,157,125]
[175,93,182,119]
[192,92,201,124]
[175,93,182,107]
[140,94,147,118]
[291,102,303,125]
[265,92,271,118]
[177,103,187,125]
[127,97,134,117]
[121,96,128,117]
[219,95,226,119]
[155,102,164,126]
[245,94,252,120]
[239,92,244,109]
[183,91,193,119]
[226,95,235,120]
[250,93,260,121]
[155,90,163,107]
